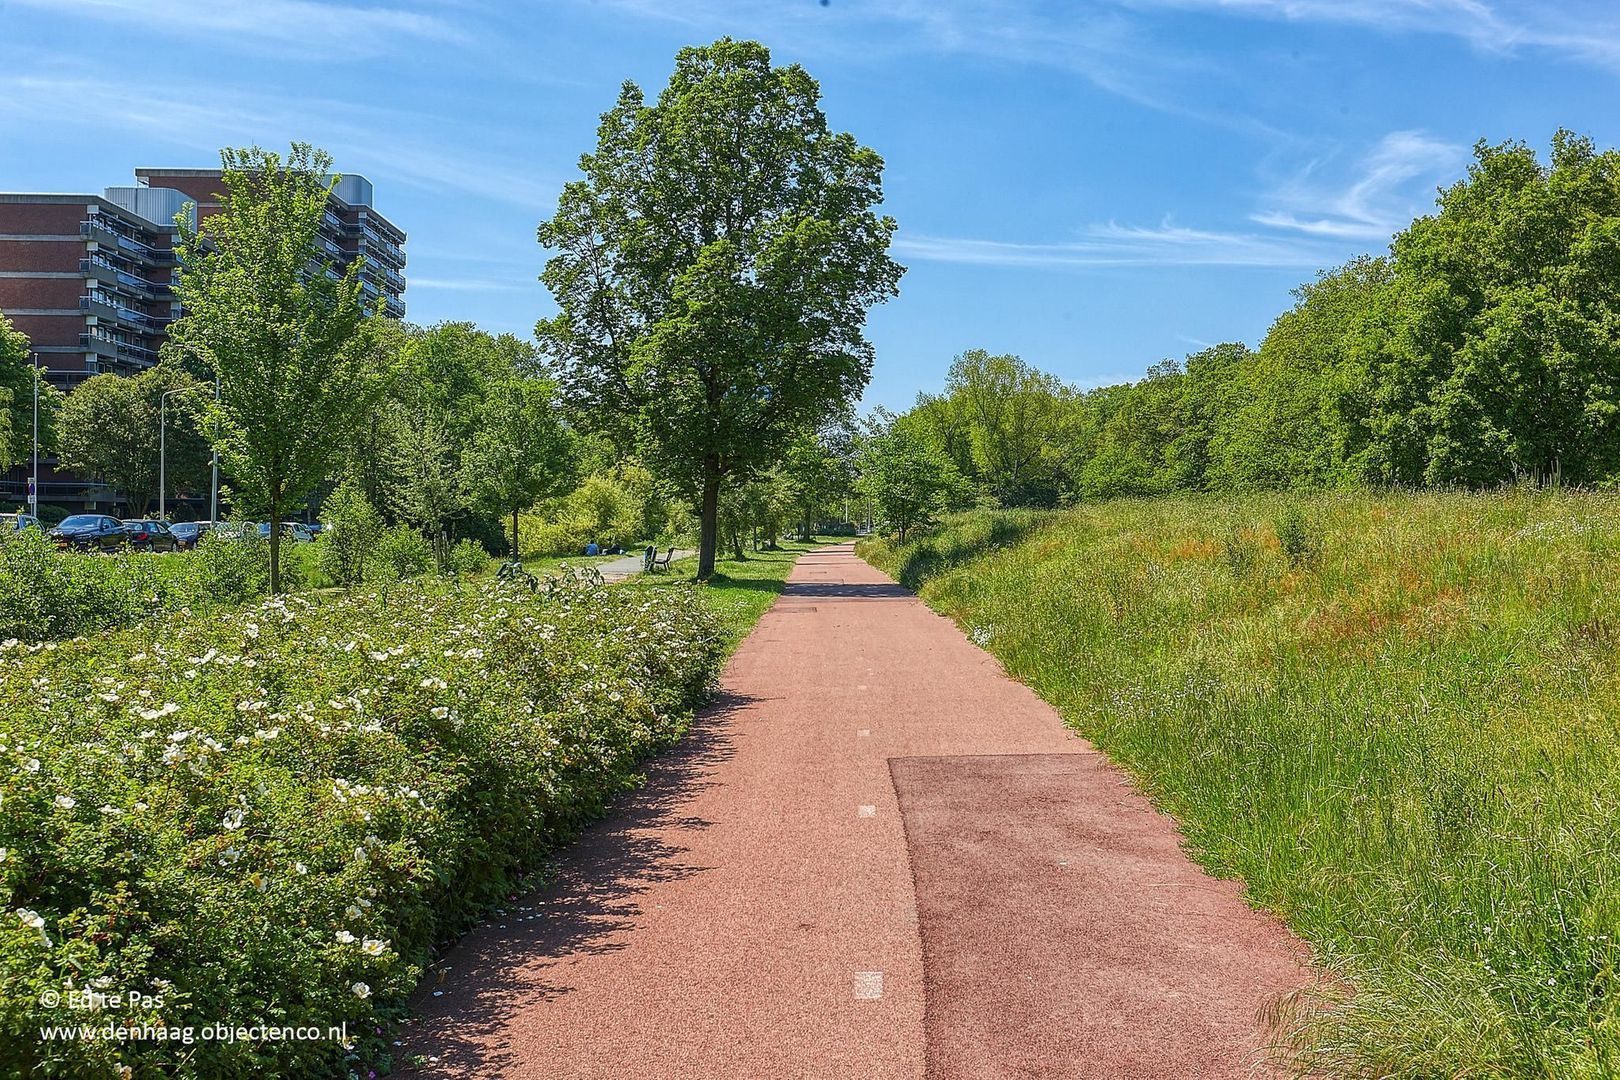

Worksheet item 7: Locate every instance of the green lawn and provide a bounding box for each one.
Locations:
[628,536,835,651]
[512,550,627,575]
[860,494,1620,1078]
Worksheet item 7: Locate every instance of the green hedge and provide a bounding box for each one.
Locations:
[0,575,723,1077]
[0,529,277,644]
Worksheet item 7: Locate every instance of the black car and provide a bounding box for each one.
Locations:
[48,514,128,551]
[168,521,211,550]
[122,519,180,552]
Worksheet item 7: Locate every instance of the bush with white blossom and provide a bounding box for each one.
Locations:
[0,574,723,1077]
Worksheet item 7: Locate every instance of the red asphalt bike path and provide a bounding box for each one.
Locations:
[405,544,1309,1078]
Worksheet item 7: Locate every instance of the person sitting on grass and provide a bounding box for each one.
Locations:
[584,540,601,556]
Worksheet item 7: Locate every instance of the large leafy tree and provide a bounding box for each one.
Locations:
[943,349,1073,506]
[463,347,571,560]
[1209,258,1393,490]
[858,412,965,541]
[168,143,378,592]
[777,418,858,538]
[537,38,903,578]
[1371,132,1620,485]
[56,365,209,514]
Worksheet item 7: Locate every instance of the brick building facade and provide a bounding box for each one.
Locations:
[0,169,406,514]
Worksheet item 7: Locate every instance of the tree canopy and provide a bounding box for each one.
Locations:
[168,143,379,591]
[55,364,209,514]
[537,37,903,577]
[0,312,57,475]
[862,131,1620,527]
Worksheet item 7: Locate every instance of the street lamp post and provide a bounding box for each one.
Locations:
[29,352,40,517]
[208,374,219,524]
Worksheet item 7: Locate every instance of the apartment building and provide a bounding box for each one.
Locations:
[134,169,407,320]
[0,167,406,512]
[0,186,189,392]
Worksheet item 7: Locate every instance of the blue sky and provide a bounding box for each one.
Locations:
[3,0,1618,410]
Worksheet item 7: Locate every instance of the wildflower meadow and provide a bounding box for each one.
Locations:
[860,491,1620,1076]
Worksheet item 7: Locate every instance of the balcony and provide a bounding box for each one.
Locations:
[80,332,117,360]
[79,257,118,286]
[115,270,169,299]
[79,333,158,367]
[81,219,175,263]
[79,295,164,332]
[80,218,119,246]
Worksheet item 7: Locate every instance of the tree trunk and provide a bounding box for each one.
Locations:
[697,459,721,580]
[511,506,521,561]
[268,492,282,595]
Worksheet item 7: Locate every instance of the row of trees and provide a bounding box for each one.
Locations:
[867,131,1620,528]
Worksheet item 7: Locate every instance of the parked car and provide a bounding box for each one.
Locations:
[121,519,180,552]
[1,512,40,533]
[48,514,128,551]
[168,521,212,550]
[210,521,256,540]
[256,521,317,543]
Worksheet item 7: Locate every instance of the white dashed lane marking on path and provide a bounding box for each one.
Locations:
[857,805,876,818]
[857,729,870,737]
[853,971,884,1000]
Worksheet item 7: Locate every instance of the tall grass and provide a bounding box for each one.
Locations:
[859,493,1620,1078]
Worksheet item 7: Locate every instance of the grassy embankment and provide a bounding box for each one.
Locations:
[859,493,1620,1078]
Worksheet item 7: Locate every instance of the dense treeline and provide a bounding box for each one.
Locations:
[876,132,1620,525]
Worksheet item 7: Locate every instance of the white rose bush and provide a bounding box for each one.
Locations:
[0,575,723,1077]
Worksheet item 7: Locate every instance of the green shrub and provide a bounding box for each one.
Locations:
[1273,503,1325,567]
[317,479,384,585]
[446,538,490,576]
[0,529,271,643]
[188,525,271,600]
[374,525,434,581]
[0,575,724,1077]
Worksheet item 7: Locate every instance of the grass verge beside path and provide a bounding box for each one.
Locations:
[628,536,832,652]
[859,494,1620,1079]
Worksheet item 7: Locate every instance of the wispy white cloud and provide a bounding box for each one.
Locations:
[0,74,555,207]
[6,0,467,58]
[560,0,1284,138]
[1253,130,1465,240]
[1125,0,1620,68]
[895,219,1342,269]
[898,126,1465,273]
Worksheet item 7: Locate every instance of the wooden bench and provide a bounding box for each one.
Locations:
[655,547,675,572]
